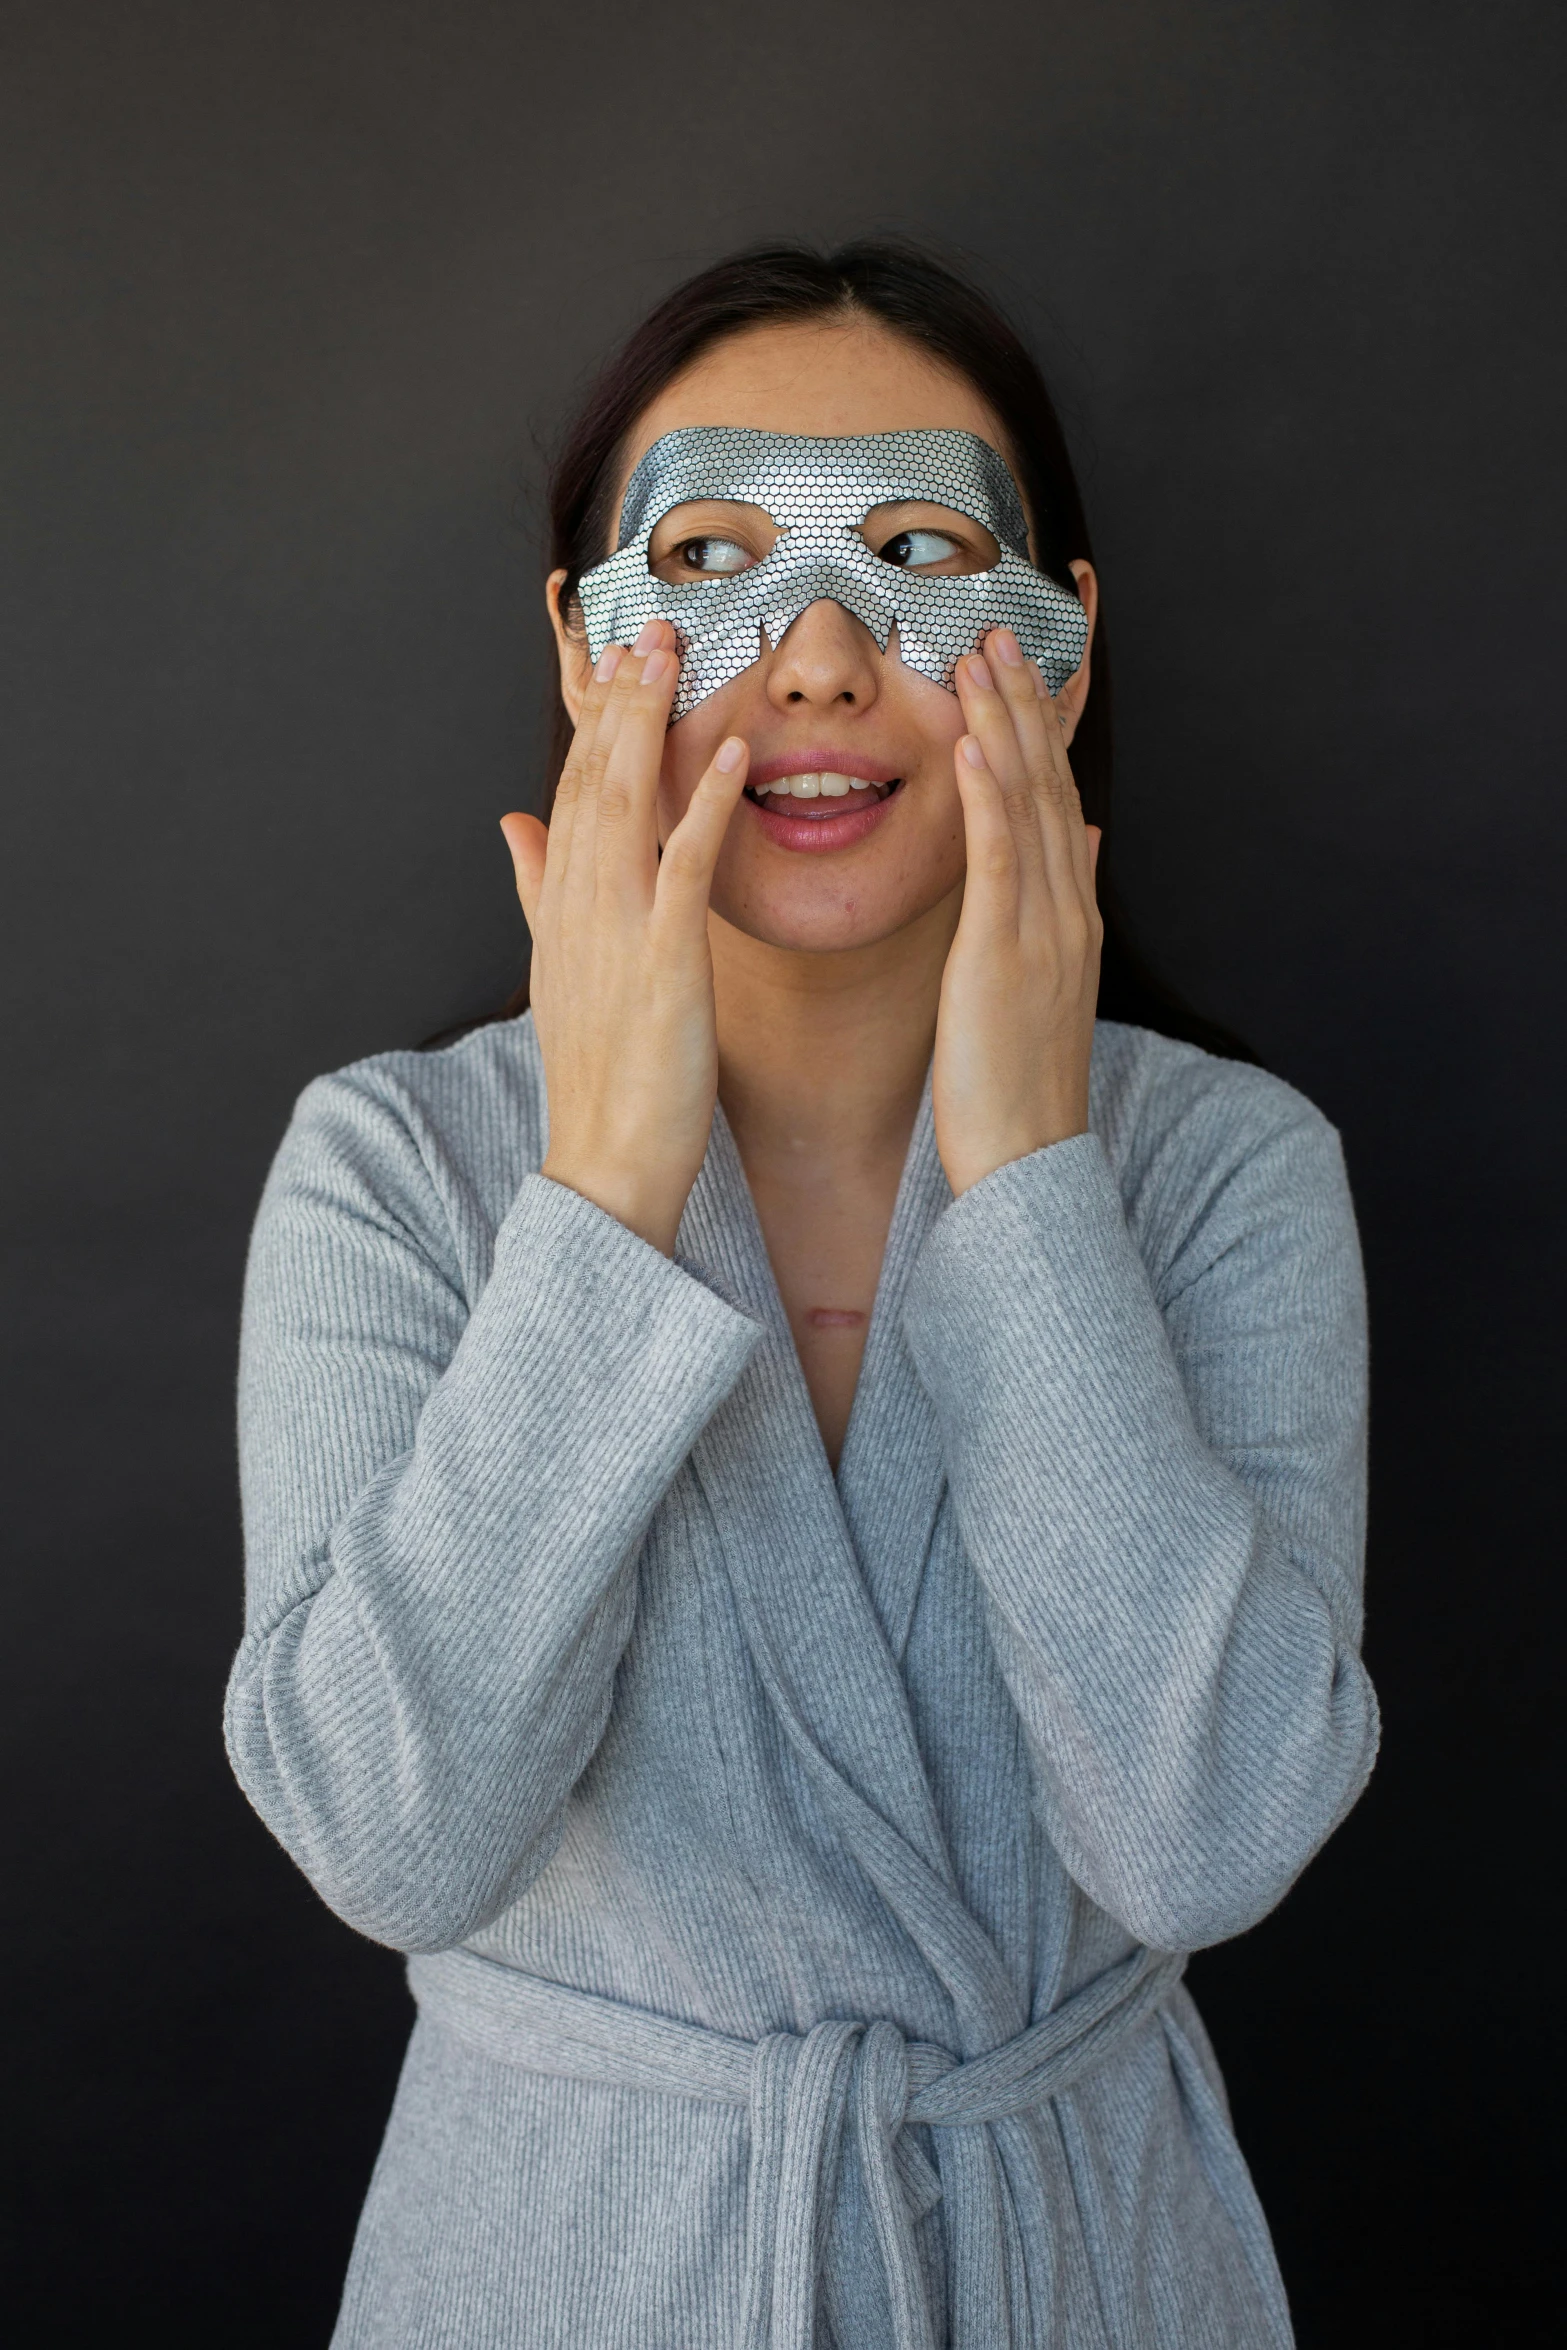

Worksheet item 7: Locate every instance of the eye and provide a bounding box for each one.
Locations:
[877,528,961,570]
[674,535,753,577]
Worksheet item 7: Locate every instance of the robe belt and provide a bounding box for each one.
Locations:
[408,1941,1185,2350]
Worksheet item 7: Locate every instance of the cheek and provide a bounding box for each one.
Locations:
[654,699,740,839]
[891,659,968,780]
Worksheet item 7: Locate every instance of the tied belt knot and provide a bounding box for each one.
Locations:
[408,1942,1185,2350]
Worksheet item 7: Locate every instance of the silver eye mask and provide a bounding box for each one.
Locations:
[577,427,1089,725]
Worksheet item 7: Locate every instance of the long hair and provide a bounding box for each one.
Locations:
[483,239,1252,1059]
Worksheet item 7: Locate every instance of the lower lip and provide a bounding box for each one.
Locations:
[745,788,899,853]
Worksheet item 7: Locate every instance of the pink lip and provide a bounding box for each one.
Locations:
[745,787,900,854]
[742,746,904,853]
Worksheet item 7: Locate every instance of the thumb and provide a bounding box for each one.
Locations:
[499,811,548,934]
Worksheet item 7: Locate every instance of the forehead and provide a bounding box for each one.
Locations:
[618,428,1028,556]
[614,316,1012,523]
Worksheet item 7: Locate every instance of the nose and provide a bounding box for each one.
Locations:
[763,598,883,714]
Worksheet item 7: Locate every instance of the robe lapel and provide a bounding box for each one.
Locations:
[834,1072,953,1665]
[677,1100,953,1883]
[677,1092,1023,2055]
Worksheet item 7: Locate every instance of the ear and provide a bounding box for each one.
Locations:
[1050,559,1098,749]
[546,568,594,725]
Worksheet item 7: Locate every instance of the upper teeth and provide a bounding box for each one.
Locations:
[755,772,873,797]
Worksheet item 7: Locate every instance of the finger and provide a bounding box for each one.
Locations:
[652,735,749,926]
[547,640,626,883]
[953,651,1048,884]
[1000,641,1094,900]
[986,631,1080,827]
[1022,656,1084,799]
[984,627,1060,788]
[951,732,1022,927]
[557,618,674,827]
[499,811,548,934]
[555,640,628,812]
[593,630,681,900]
[990,626,1097,901]
[554,626,674,915]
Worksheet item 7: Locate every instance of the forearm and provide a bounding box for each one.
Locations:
[904,1129,1378,1948]
[227,1172,761,1949]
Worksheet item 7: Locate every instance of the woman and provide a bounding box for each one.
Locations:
[227,242,1378,2349]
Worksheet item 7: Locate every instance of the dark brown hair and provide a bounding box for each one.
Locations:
[487,238,1251,1059]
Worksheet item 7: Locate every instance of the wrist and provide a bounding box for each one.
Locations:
[940,1107,1089,1197]
[539,1154,684,1257]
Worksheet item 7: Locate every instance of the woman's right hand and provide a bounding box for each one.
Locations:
[500,620,750,1257]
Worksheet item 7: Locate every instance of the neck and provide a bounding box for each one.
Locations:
[710,891,960,1176]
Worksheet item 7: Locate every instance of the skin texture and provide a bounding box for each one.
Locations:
[501,317,1101,1469]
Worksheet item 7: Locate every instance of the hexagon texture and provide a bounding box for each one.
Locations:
[578,428,1090,722]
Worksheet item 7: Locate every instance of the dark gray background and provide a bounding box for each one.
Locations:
[3,2,1562,2340]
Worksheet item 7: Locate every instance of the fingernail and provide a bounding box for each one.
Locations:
[715,737,746,773]
[594,645,622,682]
[992,629,1024,667]
[640,649,672,685]
[960,734,987,768]
[631,623,661,654]
[966,654,993,690]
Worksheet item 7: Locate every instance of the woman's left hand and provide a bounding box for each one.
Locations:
[932,626,1103,1196]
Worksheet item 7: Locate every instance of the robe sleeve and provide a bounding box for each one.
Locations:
[900,1086,1379,1952]
[225,1069,762,1953]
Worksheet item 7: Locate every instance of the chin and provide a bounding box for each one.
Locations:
[711,857,960,958]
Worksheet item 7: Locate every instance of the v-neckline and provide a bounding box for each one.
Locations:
[675,1078,1025,2053]
[677,1066,955,1659]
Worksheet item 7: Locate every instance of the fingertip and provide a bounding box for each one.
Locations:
[959,733,988,770]
[714,736,748,775]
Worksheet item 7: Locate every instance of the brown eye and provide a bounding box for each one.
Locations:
[878,528,960,570]
[677,536,751,576]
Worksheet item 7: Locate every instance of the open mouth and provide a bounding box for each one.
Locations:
[744,773,902,812]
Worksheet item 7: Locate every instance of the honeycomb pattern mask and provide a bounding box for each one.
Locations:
[576,427,1089,725]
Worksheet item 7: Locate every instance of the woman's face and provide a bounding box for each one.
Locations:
[549,316,1096,957]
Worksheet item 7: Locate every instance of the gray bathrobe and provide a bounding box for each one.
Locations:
[227,1014,1377,2350]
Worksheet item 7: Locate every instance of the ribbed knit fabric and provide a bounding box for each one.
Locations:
[227,1015,1377,2349]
